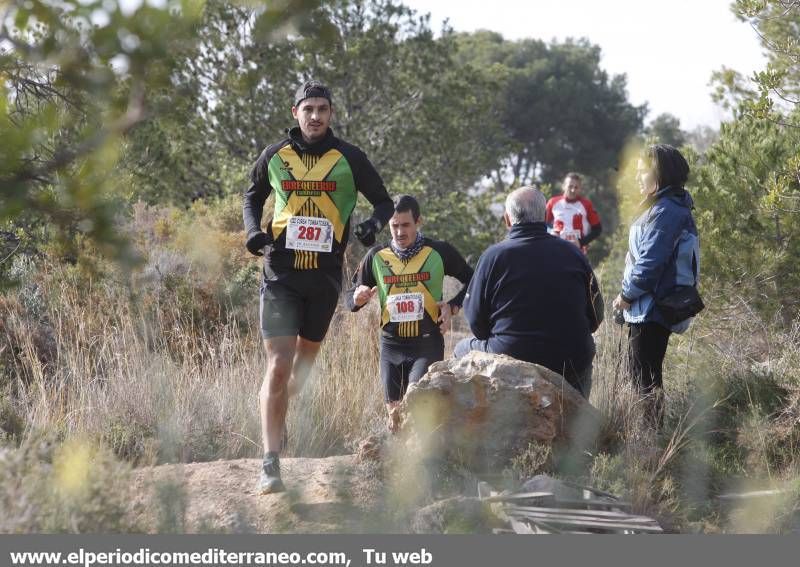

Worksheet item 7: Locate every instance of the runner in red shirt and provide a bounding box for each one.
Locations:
[545,172,602,254]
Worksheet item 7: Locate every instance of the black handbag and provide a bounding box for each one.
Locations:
[656,285,705,325]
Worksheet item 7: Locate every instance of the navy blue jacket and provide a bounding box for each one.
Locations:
[463,222,603,373]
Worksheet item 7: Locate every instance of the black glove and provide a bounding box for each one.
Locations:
[245,231,273,256]
[353,218,378,247]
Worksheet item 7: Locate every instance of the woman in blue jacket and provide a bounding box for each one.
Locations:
[613,144,700,423]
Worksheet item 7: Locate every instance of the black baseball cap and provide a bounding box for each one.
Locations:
[294,80,333,106]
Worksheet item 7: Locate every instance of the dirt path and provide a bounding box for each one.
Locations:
[129,455,388,533]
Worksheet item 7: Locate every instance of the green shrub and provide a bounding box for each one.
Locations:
[0,436,140,533]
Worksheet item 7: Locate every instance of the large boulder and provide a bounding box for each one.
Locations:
[400,351,599,472]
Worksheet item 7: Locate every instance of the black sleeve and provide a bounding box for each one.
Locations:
[345,247,380,312]
[579,223,602,247]
[586,268,604,333]
[463,252,492,340]
[348,146,393,229]
[243,146,276,240]
[435,241,474,308]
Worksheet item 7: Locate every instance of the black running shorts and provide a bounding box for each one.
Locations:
[379,334,444,402]
[259,267,342,342]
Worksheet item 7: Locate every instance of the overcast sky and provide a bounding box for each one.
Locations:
[400,0,767,131]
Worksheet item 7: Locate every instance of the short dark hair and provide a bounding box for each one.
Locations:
[644,144,689,189]
[564,172,582,183]
[294,80,332,107]
[392,194,420,221]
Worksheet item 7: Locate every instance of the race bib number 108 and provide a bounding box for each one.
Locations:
[387,292,425,323]
[286,216,333,253]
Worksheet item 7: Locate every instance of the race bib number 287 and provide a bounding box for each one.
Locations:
[286,216,333,253]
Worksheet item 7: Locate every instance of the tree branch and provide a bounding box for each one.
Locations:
[4,83,147,186]
[0,238,21,267]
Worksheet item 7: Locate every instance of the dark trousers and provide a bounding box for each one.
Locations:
[627,322,671,395]
[380,334,445,402]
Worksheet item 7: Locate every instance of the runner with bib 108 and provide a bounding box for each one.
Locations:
[346,195,473,432]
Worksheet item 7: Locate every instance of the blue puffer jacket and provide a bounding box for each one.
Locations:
[621,186,700,333]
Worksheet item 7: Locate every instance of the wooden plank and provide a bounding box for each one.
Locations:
[504,508,660,526]
[554,497,632,510]
[506,512,661,529]
[510,519,537,534]
[512,518,564,534]
[504,505,655,522]
[509,514,663,533]
[484,492,556,504]
[505,509,660,526]
[526,518,662,533]
[532,520,566,534]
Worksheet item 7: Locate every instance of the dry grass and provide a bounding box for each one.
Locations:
[285,308,385,456]
[2,200,800,533]
[2,271,261,463]
[0,265,390,463]
[3,268,800,532]
[0,199,387,465]
[582,291,800,531]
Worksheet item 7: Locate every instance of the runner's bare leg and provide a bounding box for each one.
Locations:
[287,337,323,397]
[386,401,401,433]
[260,336,297,453]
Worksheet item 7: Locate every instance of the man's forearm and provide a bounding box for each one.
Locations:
[243,183,267,238]
[344,286,363,312]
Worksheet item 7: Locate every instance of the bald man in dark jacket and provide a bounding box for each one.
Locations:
[455,186,603,398]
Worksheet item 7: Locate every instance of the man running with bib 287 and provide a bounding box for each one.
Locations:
[346,195,473,432]
[243,81,393,494]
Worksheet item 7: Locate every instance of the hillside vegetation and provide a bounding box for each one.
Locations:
[1,0,799,533]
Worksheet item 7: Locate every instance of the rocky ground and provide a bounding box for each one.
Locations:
[129,455,392,533]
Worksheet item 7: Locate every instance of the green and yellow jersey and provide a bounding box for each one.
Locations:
[347,238,473,339]
[244,127,393,271]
